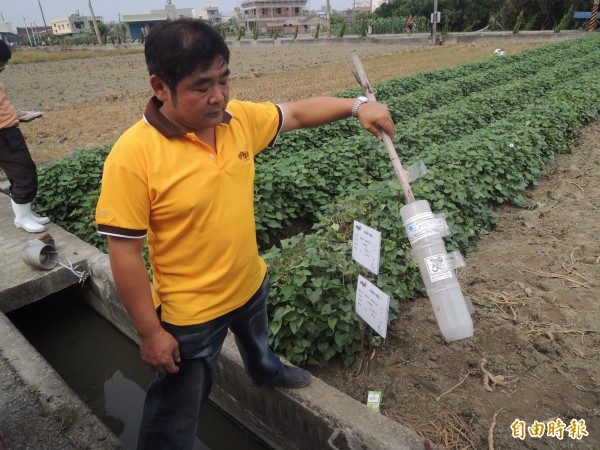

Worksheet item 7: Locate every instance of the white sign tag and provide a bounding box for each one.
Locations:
[355,275,390,338]
[352,221,382,275]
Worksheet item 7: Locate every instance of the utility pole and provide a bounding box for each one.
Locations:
[326,0,330,36]
[88,0,103,45]
[431,0,438,45]
[38,1,48,44]
[590,0,599,32]
[37,1,48,29]
[165,0,175,20]
[30,23,38,46]
[23,17,33,46]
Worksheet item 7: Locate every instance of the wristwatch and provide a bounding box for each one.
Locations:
[351,96,368,117]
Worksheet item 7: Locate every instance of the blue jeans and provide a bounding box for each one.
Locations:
[137,275,283,450]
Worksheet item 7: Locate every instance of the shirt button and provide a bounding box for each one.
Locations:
[209,154,215,159]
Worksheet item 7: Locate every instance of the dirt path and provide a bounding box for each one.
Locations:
[2,40,598,449]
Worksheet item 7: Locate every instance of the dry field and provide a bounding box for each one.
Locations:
[3,38,599,450]
[6,40,545,165]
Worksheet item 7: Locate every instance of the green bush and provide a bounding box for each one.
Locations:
[524,13,538,31]
[513,10,524,33]
[264,181,411,366]
[554,4,575,32]
[35,146,111,252]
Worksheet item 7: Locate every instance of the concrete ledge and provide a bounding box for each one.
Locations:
[86,255,426,449]
[84,254,138,343]
[0,193,99,313]
[0,311,125,449]
[227,30,583,48]
[213,335,424,450]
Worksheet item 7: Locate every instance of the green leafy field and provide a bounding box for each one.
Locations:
[35,35,600,367]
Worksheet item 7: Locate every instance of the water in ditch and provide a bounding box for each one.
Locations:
[7,285,271,450]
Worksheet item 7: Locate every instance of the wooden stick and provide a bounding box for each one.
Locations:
[354,320,367,376]
[349,51,415,203]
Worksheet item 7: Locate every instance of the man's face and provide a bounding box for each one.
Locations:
[156,57,230,133]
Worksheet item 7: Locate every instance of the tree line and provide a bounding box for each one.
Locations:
[373,0,590,32]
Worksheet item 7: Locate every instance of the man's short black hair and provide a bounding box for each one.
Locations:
[0,40,12,63]
[145,18,230,94]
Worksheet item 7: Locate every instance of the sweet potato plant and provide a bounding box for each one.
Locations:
[36,35,600,367]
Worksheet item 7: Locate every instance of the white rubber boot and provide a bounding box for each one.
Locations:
[11,200,47,233]
[31,211,50,224]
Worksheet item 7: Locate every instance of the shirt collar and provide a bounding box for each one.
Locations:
[143,96,233,138]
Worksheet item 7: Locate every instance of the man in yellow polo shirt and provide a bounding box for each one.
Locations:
[96,18,394,450]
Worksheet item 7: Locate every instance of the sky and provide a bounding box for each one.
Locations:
[0,0,359,30]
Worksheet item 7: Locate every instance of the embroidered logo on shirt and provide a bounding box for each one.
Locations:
[238,150,250,162]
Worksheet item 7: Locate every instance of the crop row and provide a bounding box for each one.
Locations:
[254,39,600,246]
[396,52,600,159]
[267,35,600,158]
[262,35,600,365]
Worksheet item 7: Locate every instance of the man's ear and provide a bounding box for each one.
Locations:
[149,75,170,102]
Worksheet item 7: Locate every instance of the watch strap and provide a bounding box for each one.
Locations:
[351,97,367,117]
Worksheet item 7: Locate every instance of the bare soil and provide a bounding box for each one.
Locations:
[3,40,598,449]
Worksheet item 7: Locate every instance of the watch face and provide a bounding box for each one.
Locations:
[358,96,368,102]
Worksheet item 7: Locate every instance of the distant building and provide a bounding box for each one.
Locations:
[240,0,308,33]
[371,0,388,13]
[122,2,207,41]
[354,1,372,13]
[16,26,53,45]
[0,22,26,46]
[0,22,14,33]
[51,12,104,36]
[0,32,25,46]
[336,1,372,20]
[122,12,168,41]
[199,5,222,24]
[149,7,197,19]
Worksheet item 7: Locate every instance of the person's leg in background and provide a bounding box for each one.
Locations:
[0,126,48,233]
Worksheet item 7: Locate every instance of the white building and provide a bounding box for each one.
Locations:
[199,5,222,23]
[0,22,14,33]
[149,7,199,19]
[51,12,104,36]
[371,0,388,12]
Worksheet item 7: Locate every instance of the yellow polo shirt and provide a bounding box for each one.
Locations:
[96,97,282,325]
